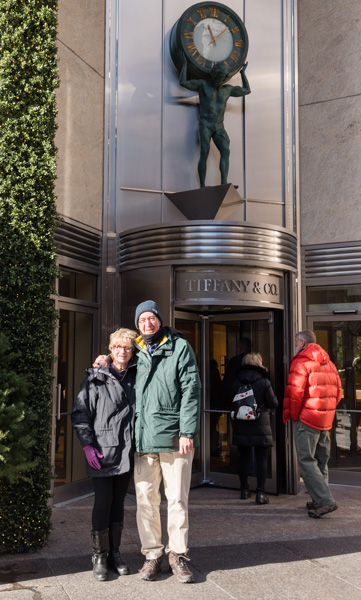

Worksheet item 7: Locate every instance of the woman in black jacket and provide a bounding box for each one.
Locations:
[71,328,137,581]
[231,353,278,504]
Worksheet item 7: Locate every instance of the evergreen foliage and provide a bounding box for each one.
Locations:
[0,332,38,480]
[0,0,59,552]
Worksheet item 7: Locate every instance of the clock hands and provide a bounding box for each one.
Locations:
[207,24,217,45]
[207,24,230,46]
[213,26,229,42]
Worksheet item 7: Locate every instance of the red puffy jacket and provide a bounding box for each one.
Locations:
[283,343,342,430]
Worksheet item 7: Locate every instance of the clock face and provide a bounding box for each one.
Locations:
[193,17,234,62]
[170,2,248,81]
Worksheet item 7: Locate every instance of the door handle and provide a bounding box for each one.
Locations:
[57,384,61,420]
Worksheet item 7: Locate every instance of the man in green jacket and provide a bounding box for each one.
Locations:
[133,300,201,583]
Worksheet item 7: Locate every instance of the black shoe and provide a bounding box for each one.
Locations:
[255,491,269,505]
[108,550,129,575]
[306,500,315,510]
[308,503,338,518]
[240,486,251,499]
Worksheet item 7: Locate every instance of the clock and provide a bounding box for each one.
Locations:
[169,1,248,82]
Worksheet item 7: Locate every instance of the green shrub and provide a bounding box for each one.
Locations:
[0,0,59,553]
[0,332,39,480]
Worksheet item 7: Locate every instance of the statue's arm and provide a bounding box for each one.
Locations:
[179,53,201,92]
[229,62,251,97]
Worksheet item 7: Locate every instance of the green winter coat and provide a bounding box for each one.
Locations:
[134,328,201,453]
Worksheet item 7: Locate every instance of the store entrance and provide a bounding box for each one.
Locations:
[309,317,361,485]
[175,310,279,493]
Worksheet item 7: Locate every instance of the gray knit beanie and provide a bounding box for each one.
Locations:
[135,300,163,329]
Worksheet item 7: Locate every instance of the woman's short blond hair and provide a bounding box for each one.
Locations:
[109,328,137,351]
[242,352,263,367]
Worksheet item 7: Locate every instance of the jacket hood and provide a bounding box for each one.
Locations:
[236,364,269,382]
[294,343,330,366]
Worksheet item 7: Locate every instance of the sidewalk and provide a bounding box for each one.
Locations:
[1,483,361,600]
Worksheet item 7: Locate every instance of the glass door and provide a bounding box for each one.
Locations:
[309,317,361,485]
[175,311,277,492]
[51,268,100,501]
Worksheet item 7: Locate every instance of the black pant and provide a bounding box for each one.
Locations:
[237,445,268,491]
[91,471,132,531]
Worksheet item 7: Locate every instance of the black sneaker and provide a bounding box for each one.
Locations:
[308,503,338,518]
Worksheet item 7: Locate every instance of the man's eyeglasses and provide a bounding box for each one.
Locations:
[138,316,157,325]
[112,345,133,351]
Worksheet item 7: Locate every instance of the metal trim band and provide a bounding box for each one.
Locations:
[303,242,361,278]
[55,220,102,267]
[118,221,297,272]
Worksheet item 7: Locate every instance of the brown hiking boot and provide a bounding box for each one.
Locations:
[168,551,194,583]
[306,500,315,510]
[139,556,162,581]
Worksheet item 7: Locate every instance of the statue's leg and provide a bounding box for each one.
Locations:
[214,131,230,185]
[198,124,212,188]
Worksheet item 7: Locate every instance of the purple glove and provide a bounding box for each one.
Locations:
[83,445,103,470]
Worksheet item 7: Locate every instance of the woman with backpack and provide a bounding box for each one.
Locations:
[230,353,278,504]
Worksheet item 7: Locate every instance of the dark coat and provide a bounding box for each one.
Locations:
[230,364,278,447]
[71,359,136,477]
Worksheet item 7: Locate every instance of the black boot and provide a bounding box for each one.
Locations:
[108,522,129,576]
[240,484,251,499]
[91,529,109,581]
[255,489,269,505]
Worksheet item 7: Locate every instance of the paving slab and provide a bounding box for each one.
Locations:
[1,483,361,600]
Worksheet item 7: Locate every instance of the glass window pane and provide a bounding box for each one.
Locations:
[76,272,97,302]
[59,268,97,302]
[307,284,361,312]
[59,270,76,298]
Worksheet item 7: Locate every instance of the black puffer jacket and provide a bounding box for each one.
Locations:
[230,364,278,447]
[71,359,136,477]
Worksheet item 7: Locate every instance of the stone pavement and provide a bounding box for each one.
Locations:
[1,483,361,600]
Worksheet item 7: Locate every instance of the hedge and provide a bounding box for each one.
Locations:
[0,0,59,552]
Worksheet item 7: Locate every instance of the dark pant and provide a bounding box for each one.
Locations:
[237,445,268,491]
[92,472,132,530]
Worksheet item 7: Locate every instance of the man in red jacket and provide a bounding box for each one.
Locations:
[283,330,342,518]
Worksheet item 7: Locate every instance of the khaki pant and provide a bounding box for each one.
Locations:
[134,450,194,559]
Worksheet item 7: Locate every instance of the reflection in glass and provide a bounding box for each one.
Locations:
[307,284,361,312]
[59,268,97,302]
[55,310,93,486]
[314,321,361,472]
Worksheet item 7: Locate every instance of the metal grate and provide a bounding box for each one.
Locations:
[303,243,361,279]
[55,220,101,267]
